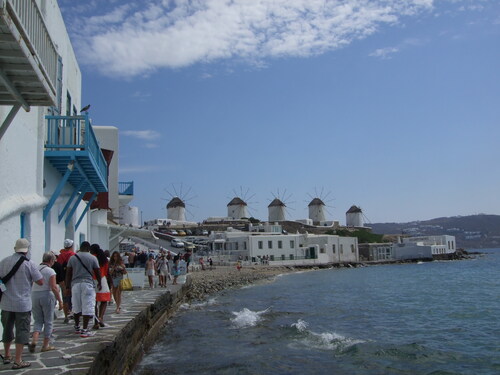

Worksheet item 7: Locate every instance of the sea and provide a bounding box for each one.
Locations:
[134,249,500,375]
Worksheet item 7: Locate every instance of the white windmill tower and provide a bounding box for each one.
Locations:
[268,198,286,222]
[267,189,293,222]
[227,197,248,219]
[308,197,326,224]
[167,197,186,221]
[163,183,196,223]
[346,205,364,227]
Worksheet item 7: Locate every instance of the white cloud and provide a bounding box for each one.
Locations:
[62,0,441,77]
[122,130,161,140]
[369,46,400,59]
[369,37,426,59]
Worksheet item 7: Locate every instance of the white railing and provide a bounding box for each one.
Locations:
[1,0,58,93]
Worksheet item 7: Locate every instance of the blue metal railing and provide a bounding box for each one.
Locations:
[119,181,134,195]
[45,114,108,188]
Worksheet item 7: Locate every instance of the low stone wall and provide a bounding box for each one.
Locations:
[88,278,192,375]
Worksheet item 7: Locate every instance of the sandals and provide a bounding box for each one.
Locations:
[2,355,12,364]
[12,360,31,369]
[41,346,56,352]
[28,343,36,353]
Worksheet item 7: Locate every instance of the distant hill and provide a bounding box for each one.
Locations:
[369,214,500,250]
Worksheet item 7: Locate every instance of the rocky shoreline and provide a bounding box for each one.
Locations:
[185,265,299,301]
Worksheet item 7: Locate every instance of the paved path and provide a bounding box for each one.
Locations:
[0,282,184,374]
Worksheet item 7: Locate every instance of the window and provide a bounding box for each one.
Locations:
[258,241,263,249]
[351,244,355,253]
[268,241,273,249]
[290,254,294,260]
[320,247,325,253]
[290,240,295,248]
[278,240,282,249]
[332,244,336,253]
[281,254,285,260]
[235,242,239,250]
[270,255,275,261]
[66,91,71,116]
[340,244,344,254]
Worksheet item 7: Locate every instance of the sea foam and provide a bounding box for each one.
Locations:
[230,307,270,328]
[290,319,365,351]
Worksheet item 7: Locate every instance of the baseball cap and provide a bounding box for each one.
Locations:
[64,239,74,248]
[14,238,30,253]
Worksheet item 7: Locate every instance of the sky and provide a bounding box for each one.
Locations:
[57,0,500,225]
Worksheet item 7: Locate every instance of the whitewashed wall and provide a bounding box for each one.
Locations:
[0,0,86,262]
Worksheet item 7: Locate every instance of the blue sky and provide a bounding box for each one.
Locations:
[58,0,500,225]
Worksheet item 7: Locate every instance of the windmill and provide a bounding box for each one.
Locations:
[306,187,334,225]
[227,186,258,220]
[346,205,368,227]
[162,183,197,222]
[268,188,294,222]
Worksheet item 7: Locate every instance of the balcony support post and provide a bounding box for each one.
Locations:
[0,103,20,140]
[75,192,96,231]
[43,159,74,221]
[58,179,86,223]
[65,189,87,228]
[0,69,30,111]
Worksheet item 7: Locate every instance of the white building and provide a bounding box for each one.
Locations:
[402,235,456,256]
[209,225,359,266]
[0,0,110,261]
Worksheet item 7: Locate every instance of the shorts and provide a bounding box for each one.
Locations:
[1,310,31,344]
[146,269,155,277]
[71,282,96,316]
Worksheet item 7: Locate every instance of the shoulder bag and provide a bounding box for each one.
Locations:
[0,256,28,301]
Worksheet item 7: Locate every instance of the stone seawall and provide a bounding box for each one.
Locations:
[89,277,191,375]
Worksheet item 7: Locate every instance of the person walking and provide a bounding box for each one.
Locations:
[156,254,168,287]
[172,255,180,285]
[109,252,127,314]
[145,254,156,288]
[0,238,43,369]
[90,245,111,329]
[29,252,63,353]
[56,239,75,324]
[65,241,101,338]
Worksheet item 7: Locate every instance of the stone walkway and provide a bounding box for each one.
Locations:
[0,282,185,375]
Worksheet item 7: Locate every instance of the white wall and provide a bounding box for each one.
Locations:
[0,0,86,261]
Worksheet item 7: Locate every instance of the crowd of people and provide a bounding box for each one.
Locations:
[0,238,197,370]
[122,247,197,287]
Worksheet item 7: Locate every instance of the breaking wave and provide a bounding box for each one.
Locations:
[230,307,270,328]
[289,319,365,351]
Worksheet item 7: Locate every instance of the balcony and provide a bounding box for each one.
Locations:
[44,114,108,228]
[119,181,134,196]
[0,0,57,109]
[118,181,134,206]
[45,114,108,193]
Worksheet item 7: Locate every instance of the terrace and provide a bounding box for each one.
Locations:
[44,114,108,229]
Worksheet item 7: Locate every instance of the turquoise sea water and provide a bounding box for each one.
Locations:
[135,250,500,375]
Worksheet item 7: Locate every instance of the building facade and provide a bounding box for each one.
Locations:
[0,1,109,261]
[209,225,359,266]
